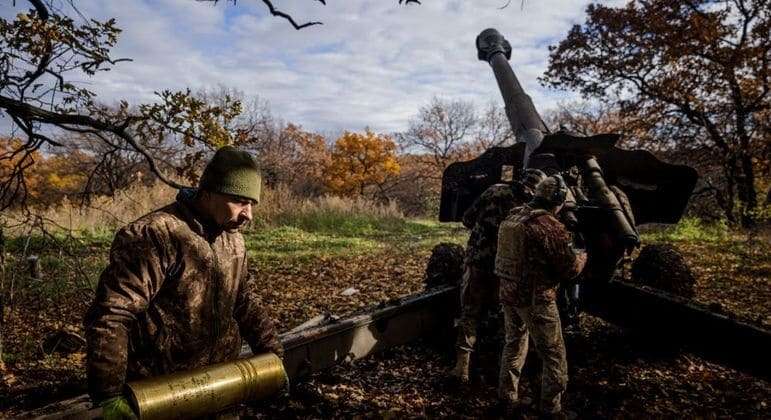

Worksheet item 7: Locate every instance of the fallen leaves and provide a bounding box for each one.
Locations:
[630,233,771,329]
[1,227,768,417]
[253,249,429,332]
[245,312,770,418]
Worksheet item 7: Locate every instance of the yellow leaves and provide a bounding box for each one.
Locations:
[323,130,401,197]
[0,139,93,206]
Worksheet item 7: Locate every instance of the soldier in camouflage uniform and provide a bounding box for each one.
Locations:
[495,175,587,418]
[450,169,546,383]
[85,146,283,420]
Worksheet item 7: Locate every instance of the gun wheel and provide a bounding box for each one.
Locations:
[631,244,696,298]
[424,243,465,289]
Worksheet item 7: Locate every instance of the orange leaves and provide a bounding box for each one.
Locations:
[284,123,331,181]
[0,138,91,206]
[323,130,400,197]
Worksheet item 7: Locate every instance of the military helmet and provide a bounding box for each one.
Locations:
[533,174,568,207]
[522,168,547,192]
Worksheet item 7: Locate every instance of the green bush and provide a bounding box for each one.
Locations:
[642,217,729,243]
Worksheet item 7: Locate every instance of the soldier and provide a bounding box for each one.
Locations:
[495,175,587,418]
[450,168,547,383]
[85,146,283,420]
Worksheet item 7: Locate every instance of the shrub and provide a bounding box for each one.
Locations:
[642,217,729,243]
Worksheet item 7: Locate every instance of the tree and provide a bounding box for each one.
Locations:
[0,0,421,211]
[256,123,332,196]
[472,102,515,151]
[0,1,246,210]
[541,0,770,226]
[397,97,478,182]
[544,101,661,150]
[323,130,400,198]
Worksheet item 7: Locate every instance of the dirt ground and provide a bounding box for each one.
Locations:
[247,315,770,418]
[1,235,769,417]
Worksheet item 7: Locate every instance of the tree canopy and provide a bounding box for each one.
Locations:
[541,0,770,226]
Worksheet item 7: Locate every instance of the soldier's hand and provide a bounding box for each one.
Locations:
[100,396,137,420]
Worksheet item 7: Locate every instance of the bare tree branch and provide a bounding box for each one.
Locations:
[1,95,188,190]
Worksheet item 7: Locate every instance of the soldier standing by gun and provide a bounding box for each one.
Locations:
[450,168,546,383]
[495,175,587,418]
[85,146,283,419]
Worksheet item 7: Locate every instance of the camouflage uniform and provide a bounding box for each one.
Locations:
[84,190,282,402]
[454,184,528,372]
[495,204,586,414]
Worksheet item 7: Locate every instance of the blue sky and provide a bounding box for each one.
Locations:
[2,0,627,134]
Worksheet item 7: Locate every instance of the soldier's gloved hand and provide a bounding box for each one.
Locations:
[282,368,291,397]
[100,396,137,420]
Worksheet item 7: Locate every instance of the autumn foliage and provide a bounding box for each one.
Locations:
[542,0,770,226]
[323,131,400,198]
[0,138,93,207]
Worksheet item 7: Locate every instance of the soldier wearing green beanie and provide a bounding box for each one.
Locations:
[198,145,263,204]
[85,146,282,419]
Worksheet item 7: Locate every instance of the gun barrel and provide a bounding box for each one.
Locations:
[476,28,548,135]
[580,157,640,249]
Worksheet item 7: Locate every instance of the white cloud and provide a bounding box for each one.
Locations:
[2,0,629,135]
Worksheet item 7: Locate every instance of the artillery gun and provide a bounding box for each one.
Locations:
[435,28,769,376]
[441,28,697,283]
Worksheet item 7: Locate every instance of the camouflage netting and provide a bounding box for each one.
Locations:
[631,244,696,298]
[424,243,465,288]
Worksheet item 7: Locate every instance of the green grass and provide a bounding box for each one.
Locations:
[641,217,730,243]
[3,229,113,254]
[245,226,381,263]
[3,229,112,297]
[3,214,468,291]
[271,211,407,237]
[245,218,467,264]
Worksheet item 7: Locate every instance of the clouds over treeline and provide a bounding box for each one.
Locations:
[2,0,625,133]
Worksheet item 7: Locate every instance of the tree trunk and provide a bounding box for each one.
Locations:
[733,108,760,227]
[737,146,759,228]
[721,161,738,223]
[0,226,5,365]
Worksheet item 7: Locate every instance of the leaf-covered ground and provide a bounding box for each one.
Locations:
[0,220,768,417]
[248,315,770,418]
[678,238,770,328]
[638,224,771,329]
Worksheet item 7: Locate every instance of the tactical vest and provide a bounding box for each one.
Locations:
[494,206,549,281]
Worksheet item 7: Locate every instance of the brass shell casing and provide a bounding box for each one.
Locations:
[126,353,286,420]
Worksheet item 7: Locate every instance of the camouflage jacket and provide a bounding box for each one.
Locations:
[495,205,586,306]
[84,190,282,401]
[462,183,528,271]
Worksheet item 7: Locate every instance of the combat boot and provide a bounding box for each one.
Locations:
[450,350,471,383]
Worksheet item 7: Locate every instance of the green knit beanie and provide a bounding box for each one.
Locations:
[198,146,262,203]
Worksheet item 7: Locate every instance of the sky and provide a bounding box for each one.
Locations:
[2,0,627,135]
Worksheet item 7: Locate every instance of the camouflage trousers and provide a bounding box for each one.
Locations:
[499,301,568,414]
[456,265,499,352]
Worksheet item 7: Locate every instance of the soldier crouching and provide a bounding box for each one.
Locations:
[451,169,546,383]
[495,175,587,418]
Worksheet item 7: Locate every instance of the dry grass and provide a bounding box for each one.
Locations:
[3,182,177,236]
[255,185,403,228]
[1,183,404,237]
